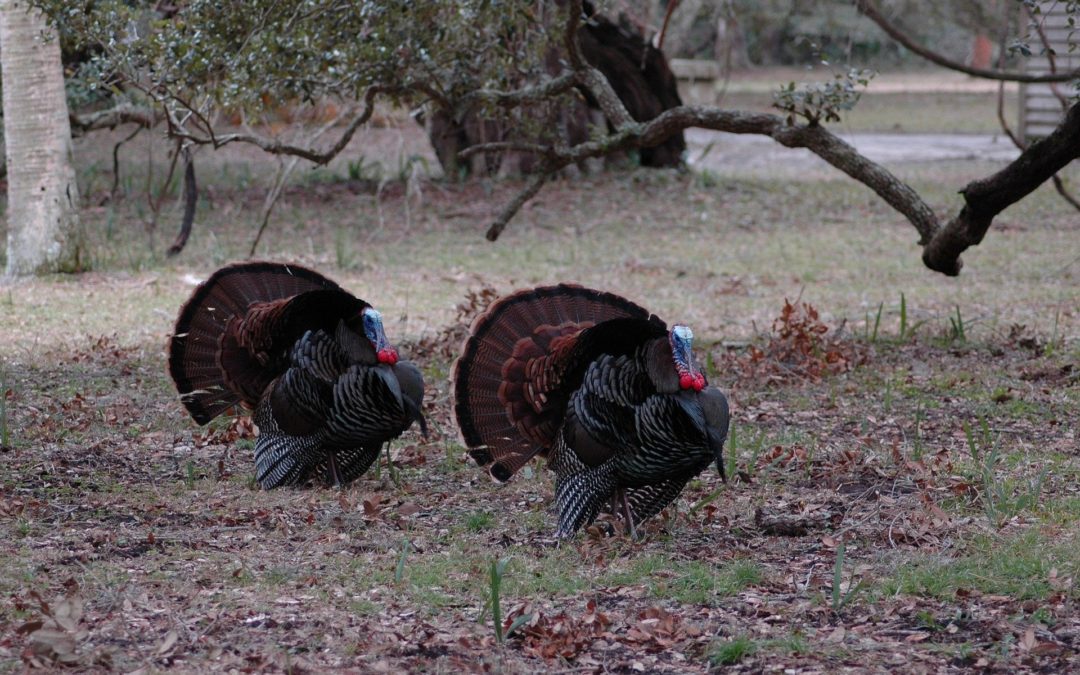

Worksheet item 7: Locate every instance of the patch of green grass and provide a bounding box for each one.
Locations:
[924,641,977,662]
[464,511,495,532]
[881,530,1078,601]
[373,549,479,610]
[709,634,757,666]
[509,549,594,598]
[14,519,32,538]
[831,539,865,612]
[728,425,818,480]
[768,630,810,656]
[1042,496,1080,526]
[1029,605,1056,627]
[348,598,382,616]
[262,566,299,586]
[957,420,1048,528]
[603,555,761,605]
[707,629,807,667]
[0,372,10,450]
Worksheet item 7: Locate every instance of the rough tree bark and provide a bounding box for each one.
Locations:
[1,0,83,276]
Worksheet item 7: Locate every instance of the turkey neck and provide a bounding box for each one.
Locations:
[335,318,378,365]
[644,338,681,393]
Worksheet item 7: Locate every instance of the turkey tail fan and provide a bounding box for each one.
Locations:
[169,261,362,425]
[452,284,664,482]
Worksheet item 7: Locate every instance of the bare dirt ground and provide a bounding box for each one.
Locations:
[1,71,1078,672]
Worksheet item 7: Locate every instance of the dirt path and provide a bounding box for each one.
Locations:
[687,129,1021,177]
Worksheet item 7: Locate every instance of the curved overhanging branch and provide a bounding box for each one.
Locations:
[459,70,579,115]
[855,0,1080,83]
[462,0,1078,276]
[923,101,1080,275]
[993,7,1080,214]
[653,107,940,244]
[69,103,161,136]
[468,96,1080,276]
[161,85,392,165]
[470,105,940,244]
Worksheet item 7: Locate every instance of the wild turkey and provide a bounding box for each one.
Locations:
[453,284,729,538]
[168,261,425,489]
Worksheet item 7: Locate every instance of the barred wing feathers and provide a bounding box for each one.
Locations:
[452,284,664,481]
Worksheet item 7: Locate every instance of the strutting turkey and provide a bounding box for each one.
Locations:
[453,284,730,538]
[168,261,425,489]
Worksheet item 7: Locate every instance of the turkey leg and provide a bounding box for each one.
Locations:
[327,451,344,488]
[617,488,637,539]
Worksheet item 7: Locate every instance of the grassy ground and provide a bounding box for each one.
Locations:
[0,78,1078,672]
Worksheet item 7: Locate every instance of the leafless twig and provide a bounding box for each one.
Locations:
[855,0,1080,83]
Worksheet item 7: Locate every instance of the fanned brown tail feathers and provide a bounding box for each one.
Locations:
[452,284,664,481]
[169,261,367,425]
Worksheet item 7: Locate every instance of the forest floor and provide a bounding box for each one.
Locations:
[0,71,1078,672]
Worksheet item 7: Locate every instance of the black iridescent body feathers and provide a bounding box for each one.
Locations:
[169,261,424,488]
[453,284,729,537]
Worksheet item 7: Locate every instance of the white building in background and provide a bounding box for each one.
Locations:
[1020,3,1079,142]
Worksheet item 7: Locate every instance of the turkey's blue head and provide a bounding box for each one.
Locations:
[362,307,399,365]
[670,325,705,392]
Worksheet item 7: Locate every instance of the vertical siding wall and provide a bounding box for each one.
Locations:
[1020,5,1079,142]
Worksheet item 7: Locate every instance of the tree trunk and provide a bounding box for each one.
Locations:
[1,0,83,276]
[427,5,685,178]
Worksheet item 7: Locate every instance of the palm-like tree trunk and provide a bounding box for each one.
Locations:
[1,0,82,276]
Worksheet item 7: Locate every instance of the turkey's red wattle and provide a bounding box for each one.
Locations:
[679,373,693,389]
[378,348,398,365]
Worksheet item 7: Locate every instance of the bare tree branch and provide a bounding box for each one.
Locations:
[459,70,579,113]
[475,95,1080,274]
[855,0,1080,83]
[248,106,350,256]
[561,0,636,129]
[563,0,586,69]
[923,101,1080,274]
[148,137,184,232]
[70,103,160,136]
[459,141,557,160]
[250,155,302,257]
[485,167,552,241]
[579,66,636,129]
[994,8,1080,214]
[102,125,143,205]
[162,85,394,165]
[655,0,680,51]
[1026,5,1073,105]
[479,105,937,243]
[166,147,197,257]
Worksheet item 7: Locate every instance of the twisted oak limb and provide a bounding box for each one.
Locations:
[923,101,1080,275]
[471,99,1079,275]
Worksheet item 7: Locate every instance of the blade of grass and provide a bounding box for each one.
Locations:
[490,557,510,644]
[899,292,908,341]
[395,538,410,585]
